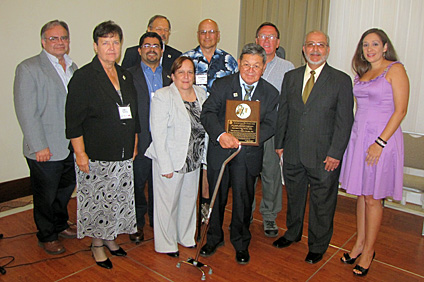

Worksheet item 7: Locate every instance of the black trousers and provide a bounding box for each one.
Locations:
[283,161,340,254]
[206,148,256,251]
[26,152,76,242]
[133,155,153,228]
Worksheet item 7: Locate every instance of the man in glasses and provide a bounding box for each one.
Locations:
[253,22,294,238]
[127,32,172,243]
[13,20,78,255]
[182,19,238,220]
[122,15,181,72]
[200,43,278,265]
[273,30,353,264]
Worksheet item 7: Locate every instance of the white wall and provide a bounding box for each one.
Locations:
[0,0,241,182]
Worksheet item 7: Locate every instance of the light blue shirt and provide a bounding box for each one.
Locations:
[140,61,163,100]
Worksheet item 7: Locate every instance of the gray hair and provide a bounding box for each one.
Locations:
[239,43,267,65]
[303,30,330,47]
[40,20,69,39]
[147,15,171,31]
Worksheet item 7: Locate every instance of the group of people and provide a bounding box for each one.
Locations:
[13,13,409,277]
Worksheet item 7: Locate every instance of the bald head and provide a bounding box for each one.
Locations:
[197,19,220,51]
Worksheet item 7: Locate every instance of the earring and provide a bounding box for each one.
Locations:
[383,52,386,58]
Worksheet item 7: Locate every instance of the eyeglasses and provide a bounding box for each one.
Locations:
[241,63,262,72]
[305,42,327,49]
[142,43,161,49]
[257,34,278,40]
[152,27,170,33]
[198,30,219,35]
[45,36,69,42]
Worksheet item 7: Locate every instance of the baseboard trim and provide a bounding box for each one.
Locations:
[0,177,32,203]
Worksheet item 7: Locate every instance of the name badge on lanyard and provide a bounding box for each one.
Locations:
[117,103,132,120]
[196,73,208,85]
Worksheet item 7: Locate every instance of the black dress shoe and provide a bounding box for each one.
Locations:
[199,241,224,257]
[235,250,250,265]
[272,236,299,248]
[105,245,127,257]
[95,258,113,269]
[341,252,361,264]
[305,252,323,264]
[166,251,179,257]
[129,228,144,243]
[353,252,375,277]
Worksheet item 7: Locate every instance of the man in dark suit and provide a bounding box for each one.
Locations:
[273,30,354,264]
[122,15,181,72]
[200,43,279,264]
[127,32,172,243]
[14,20,78,255]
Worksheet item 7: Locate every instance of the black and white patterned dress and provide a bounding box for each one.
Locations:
[176,99,205,173]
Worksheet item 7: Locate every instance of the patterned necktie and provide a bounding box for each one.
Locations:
[244,84,254,101]
[302,70,315,104]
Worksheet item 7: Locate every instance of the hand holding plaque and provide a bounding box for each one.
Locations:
[225,100,260,146]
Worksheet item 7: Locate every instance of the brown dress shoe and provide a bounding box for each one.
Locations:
[129,228,144,243]
[38,240,65,255]
[59,226,77,239]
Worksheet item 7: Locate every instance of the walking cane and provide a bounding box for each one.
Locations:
[177,144,242,280]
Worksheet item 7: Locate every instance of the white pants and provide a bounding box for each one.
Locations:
[152,161,199,253]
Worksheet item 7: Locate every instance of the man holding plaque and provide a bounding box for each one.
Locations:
[273,30,353,264]
[200,43,278,264]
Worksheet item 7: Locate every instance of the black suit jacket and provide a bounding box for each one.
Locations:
[66,56,140,161]
[275,63,354,168]
[121,44,182,72]
[127,64,172,155]
[201,73,279,176]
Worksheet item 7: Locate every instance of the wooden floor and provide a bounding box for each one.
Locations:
[0,185,423,282]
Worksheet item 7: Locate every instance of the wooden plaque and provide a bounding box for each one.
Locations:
[225,100,260,146]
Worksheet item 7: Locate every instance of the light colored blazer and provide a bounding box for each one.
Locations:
[145,83,207,174]
[14,51,78,161]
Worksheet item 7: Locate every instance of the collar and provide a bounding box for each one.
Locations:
[140,61,162,73]
[43,49,73,68]
[305,62,326,79]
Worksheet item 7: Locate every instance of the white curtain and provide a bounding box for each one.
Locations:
[327,0,424,133]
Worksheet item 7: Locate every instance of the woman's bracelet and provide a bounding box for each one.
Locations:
[375,139,385,148]
[377,136,387,144]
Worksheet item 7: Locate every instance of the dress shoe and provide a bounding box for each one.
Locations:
[353,252,375,277]
[235,250,250,265]
[305,252,323,264]
[59,226,77,239]
[129,228,144,243]
[166,251,179,257]
[105,245,127,256]
[341,252,361,264]
[272,236,299,248]
[91,245,113,269]
[199,241,224,257]
[38,240,65,255]
[263,220,279,237]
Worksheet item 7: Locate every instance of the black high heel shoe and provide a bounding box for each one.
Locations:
[105,244,127,256]
[353,252,375,277]
[340,252,361,264]
[91,245,113,269]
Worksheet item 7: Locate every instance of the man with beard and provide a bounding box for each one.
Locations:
[272,30,354,264]
[127,32,172,242]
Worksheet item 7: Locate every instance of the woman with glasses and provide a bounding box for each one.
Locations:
[145,56,207,257]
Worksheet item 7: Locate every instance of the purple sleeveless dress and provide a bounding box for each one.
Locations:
[339,61,404,200]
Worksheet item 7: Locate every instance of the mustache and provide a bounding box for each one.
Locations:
[147,51,158,55]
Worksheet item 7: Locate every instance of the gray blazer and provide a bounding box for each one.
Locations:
[14,51,78,161]
[145,83,207,174]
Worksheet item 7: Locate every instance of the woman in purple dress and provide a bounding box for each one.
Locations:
[339,28,409,276]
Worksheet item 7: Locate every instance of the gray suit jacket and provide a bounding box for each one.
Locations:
[14,51,78,161]
[275,63,354,168]
[145,83,207,174]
